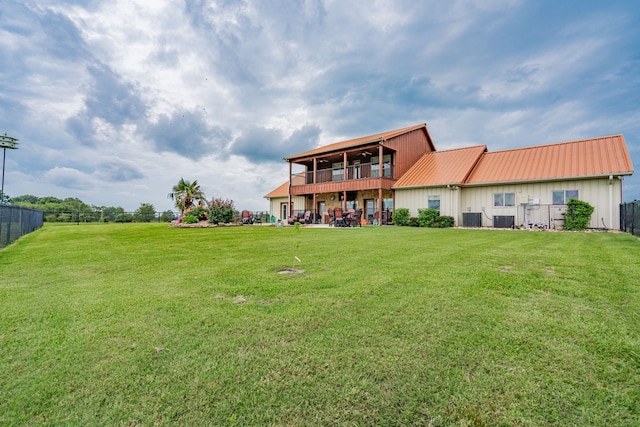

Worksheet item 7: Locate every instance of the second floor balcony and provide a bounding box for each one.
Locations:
[304,162,393,184]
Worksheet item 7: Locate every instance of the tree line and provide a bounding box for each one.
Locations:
[8,195,175,223]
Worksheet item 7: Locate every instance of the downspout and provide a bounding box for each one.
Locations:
[609,175,613,229]
[343,152,348,211]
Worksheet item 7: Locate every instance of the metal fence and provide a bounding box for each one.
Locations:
[0,205,44,249]
[620,201,640,237]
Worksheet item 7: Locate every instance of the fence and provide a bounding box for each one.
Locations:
[40,211,179,223]
[620,201,640,237]
[0,205,44,249]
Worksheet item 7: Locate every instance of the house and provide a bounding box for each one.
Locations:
[266,124,435,224]
[266,124,634,229]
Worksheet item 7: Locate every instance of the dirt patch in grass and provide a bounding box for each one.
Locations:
[277,268,306,274]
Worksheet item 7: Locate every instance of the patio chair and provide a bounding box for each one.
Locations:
[334,207,346,227]
[350,209,362,227]
[328,208,335,227]
[253,212,262,224]
[303,210,312,224]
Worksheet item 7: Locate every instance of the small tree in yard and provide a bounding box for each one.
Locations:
[565,199,594,230]
[167,178,206,217]
[209,197,235,224]
[134,203,156,222]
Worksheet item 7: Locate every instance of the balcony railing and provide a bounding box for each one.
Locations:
[304,163,393,184]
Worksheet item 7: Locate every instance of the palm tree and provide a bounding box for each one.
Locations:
[167,178,206,217]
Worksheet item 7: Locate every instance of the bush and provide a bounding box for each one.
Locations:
[417,208,439,227]
[433,216,455,228]
[182,214,198,224]
[408,217,420,227]
[393,208,410,226]
[565,199,594,230]
[189,206,209,222]
[209,197,235,224]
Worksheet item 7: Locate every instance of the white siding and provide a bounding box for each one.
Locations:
[395,186,462,225]
[459,178,622,228]
[268,196,306,221]
[395,177,622,228]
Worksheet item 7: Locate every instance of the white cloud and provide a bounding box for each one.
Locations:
[1,0,639,210]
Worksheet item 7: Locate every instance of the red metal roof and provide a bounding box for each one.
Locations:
[465,135,634,185]
[284,123,433,160]
[264,173,305,198]
[264,181,289,198]
[393,145,487,188]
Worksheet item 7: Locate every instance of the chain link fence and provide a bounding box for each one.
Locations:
[0,205,44,249]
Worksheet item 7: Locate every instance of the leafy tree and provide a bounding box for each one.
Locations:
[11,194,39,204]
[0,192,10,204]
[168,178,206,217]
[102,206,125,222]
[209,197,235,223]
[159,210,176,222]
[134,203,156,222]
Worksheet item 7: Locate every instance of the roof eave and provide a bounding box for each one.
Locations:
[284,138,384,162]
[393,182,463,190]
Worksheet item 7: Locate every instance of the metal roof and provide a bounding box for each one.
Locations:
[393,145,487,188]
[465,135,634,185]
[284,123,432,161]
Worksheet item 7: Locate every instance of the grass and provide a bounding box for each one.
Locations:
[1,223,639,426]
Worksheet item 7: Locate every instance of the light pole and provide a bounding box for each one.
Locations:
[0,133,19,204]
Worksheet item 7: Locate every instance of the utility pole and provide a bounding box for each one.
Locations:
[0,133,19,204]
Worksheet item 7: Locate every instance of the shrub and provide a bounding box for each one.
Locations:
[433,216,455,228]
[417,208,439,228]
[189,206,209,222]
[408,217,420,227]
[393,208,410,226]
[209,197,235,224]
[565,199,594,230]
[182,214,198,224]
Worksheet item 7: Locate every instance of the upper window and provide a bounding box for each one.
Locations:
[428,195,440,211]
[332,162,344,181]
[371,155,391,178]
[494,192,515,207]
[552,190,579,205]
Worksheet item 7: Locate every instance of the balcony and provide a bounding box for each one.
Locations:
[289,163,395,196]
[304,163,393,184]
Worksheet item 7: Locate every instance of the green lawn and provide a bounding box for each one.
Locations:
[1,223,639,426]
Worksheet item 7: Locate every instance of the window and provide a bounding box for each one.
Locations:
[332,162,344,181]
[552,190,579,205]
[346,200,358,210]
[383,198,393,212]
[371,155,391,178]
[428,195,440,211]
[494,192,515,207]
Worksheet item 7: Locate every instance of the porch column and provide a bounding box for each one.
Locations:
[343,152,348,211]
[313,158,317,184]
[313,193,317,223]
[378,145,384,225]
[378,188,383,226]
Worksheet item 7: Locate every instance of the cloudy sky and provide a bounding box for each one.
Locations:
[1,0,639,212]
